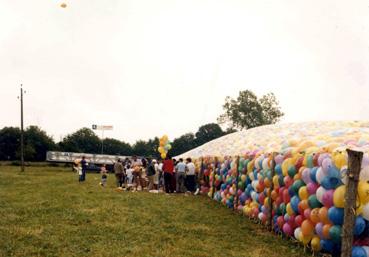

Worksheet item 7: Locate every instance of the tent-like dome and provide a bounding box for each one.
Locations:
[177,121,369,158]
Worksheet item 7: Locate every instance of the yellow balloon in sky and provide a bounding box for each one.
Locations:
[60,3,67,8]
[333,185,346,208]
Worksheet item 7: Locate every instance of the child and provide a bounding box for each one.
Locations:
[125,164,133,190]
[100,164,108,187]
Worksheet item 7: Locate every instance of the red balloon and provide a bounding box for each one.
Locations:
[283,189,291,204]
[295,215,304,226]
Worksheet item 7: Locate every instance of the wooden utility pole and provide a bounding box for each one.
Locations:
[20,85,25,172]
[234,156,240,210]
[268,153,276,231]
[340,149,363,257]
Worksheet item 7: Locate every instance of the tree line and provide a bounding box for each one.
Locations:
[0,90,284,161]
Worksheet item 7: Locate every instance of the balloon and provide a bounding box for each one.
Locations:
[315,222,324,238]
[161,153,166,159]
[311,236,321,252]
[301,219,314,236]
[316,168,325,184]
[333,185,346,208]
[363,203,369,220]
[307,182,318,195]
[294,227,302,240]
[322,224,332,239]
[288,165,297,178]
[286,203,295,216]
[316,187,326,204]
[358,181,369,204]
[60,3,67,8]
[354,216,366,236]
[321,175,342,190]
[322,190,334,208]
[310,208,320,224]
[298,186,309,200]
[322,158,333,172]
[290,196,300,213]
[300,234,312,245]
[318,207,330,224]
[301,168,312,184]
[352,246,367,257]
[283,223,293,236]
[295,215,303,226]
[308,195,322,209]
[363,247,369,257]
[328,207,344,225]
[321,239,334,253]
[329,225,341,243]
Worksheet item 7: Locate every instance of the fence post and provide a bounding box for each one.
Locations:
[340,149,363,257]
[211,157,218,199]
[234,156,240,210]
[268,152,276,231]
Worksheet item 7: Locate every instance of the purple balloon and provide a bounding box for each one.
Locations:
[322,189,334,208]
[315,222,324,239]
[322,158,333,173]
[307,182,319,195]
[275,154,284,165]
[302,168,312,184]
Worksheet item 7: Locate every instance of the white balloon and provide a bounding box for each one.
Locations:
[316,186,326,204]
[362,246,369,257]
[316,167,325,184]
[294,227,302,240]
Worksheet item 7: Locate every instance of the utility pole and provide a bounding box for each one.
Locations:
[19,84,25,172]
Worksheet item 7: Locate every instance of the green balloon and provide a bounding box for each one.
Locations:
[292,180,305,193]
[288,165,296,178]
[329,225,342,243]
[308,195,322,209]
[280,203,286,215]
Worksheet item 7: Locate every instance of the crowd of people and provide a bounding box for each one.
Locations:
[76,155,201,195]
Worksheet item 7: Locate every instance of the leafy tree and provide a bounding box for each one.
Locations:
[218,90,283,130]
[23,126,57,161]
[195,123,224,146]
[102,138,132,156]
[132,140,149,157]
[0,127,21,160]
[59,128,100,154]
[171,133,196,156]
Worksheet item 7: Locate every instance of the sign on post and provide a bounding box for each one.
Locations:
[92,124,113,154]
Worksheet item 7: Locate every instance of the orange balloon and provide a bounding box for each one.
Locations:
[318,207,330,224]
[299,199,309,211]
[271,190,278,200]
[310,208,320,224]
[264,178,271,188]
[322,224,332,239]
[301,220,314,236]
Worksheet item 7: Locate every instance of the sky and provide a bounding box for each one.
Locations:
[0,0,368,144]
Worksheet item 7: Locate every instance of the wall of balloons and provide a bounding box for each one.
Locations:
[197,151,369,257]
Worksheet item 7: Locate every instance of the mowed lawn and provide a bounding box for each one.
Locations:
[0,166,310,257]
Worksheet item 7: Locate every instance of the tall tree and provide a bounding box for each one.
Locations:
[101,138,133,156]
[59,128,100,154]
[217,90,284,130]
[195,123,224,146]
[0,127,20,160]
[171,133,196,156]
[24,126,57,161]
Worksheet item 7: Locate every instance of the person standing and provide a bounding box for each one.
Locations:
[163,155,174,193]
[132,156,143,191]
[175,158,187,193]
[80,156,87,182]
[114,159,124,188]
[100,164,108,187]
[153,160,159,190]
[146,158,156,190]
[185,158,196,193]
[158,160,164,190]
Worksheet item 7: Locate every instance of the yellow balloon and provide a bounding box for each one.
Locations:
[60,3,67,8]
[311,236,321,252]
[298,186,309,200]
[286,203,295,216]
[358,181,369,204]
[273,175,279,188]
[333,185,346,208]
[161,153,166,159]
[300,234,312,246]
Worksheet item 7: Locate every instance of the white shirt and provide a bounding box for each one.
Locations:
[186,162,196,175]
[158,163,163,172]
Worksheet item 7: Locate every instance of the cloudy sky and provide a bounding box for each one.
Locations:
[1,0,368,144]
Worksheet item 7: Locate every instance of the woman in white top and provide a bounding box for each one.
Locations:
[185,158,196,193]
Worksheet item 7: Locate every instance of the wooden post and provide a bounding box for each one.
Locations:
[211,157,218,199]
[268,153,276,231]
[234,156,240,210]
[340,149,363,257]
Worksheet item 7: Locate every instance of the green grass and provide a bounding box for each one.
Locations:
[0,166,310,257]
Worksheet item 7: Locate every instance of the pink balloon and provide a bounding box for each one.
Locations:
[322,158,333,173]
[283,223,293,236]
[322,189,334,208]
[275,154,284,165]
[307,182,319,195]
[304,208,311,219]
[302,168,312,184]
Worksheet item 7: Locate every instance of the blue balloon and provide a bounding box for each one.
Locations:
[352,247,366,257]
[288,187,296,197]
[320,239,334,253]
[328,207,344,225]
[321,175,343,190]
[354,216,366,236]
[310,167,318,183]
[290,196,300,213]
[221,184,227,190]
[275,164,282,175]
[327,166,340,177]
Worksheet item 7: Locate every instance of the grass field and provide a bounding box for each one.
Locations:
[0,166,311,257]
